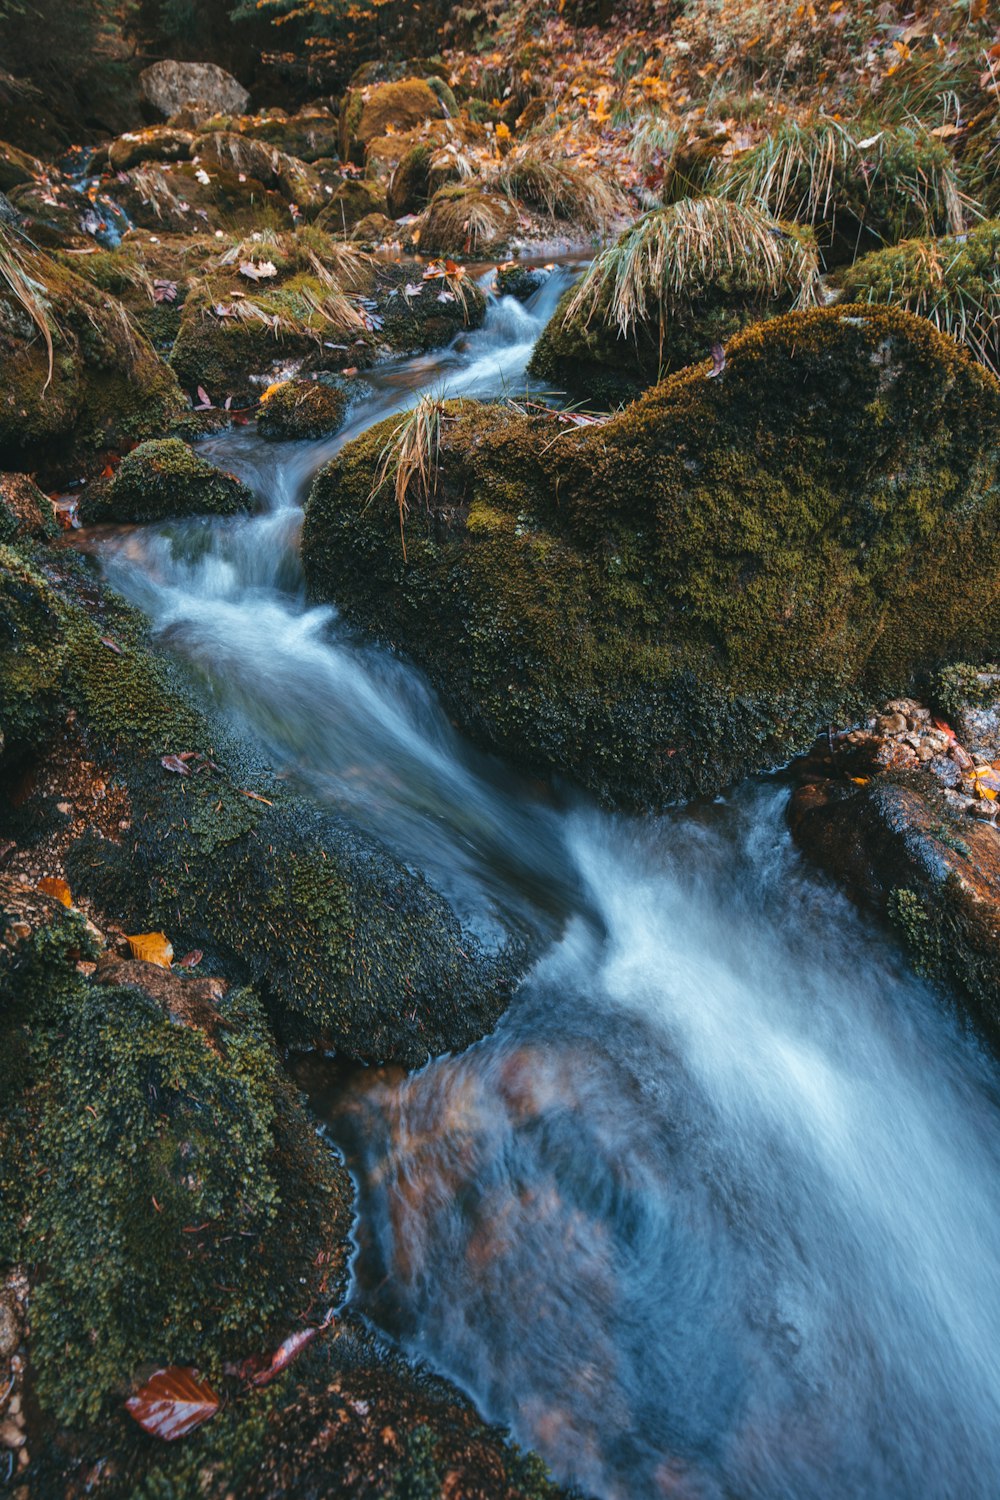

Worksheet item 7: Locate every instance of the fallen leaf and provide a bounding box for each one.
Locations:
[101,637,122,654]
[37,876,72,907]
[125,1367,219,1441]
[932,718,956,741]
[239,790,273,805]
[706,341,726,378]
[178,949,203,968]
[161,754,191,775]
[247,1310,336,1387]
[126,932,174,968]
[194,385,214,411]
[239,260,278,281]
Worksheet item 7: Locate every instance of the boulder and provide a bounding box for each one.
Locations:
[0,137,42,193]
[77,438,254,525]
[139,60,249,123]
[256,376,351,442]
[195,131,327,215]
[302,305,1000,808]
[339,78,446,165]
[315,177,387,233]
[0,241,183,475]
[418,184,522,258]
[105,124,195,173]
[0,473,57,543]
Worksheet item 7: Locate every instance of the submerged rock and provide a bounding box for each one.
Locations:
[302,304,1000,808]
[77,437,254,525]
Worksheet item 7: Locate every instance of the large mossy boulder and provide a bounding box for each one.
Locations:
[302,304,1000,808]
[77,438,254,525]
[0,237,183,474]
[0,137,44,193]
[339,78,447,166]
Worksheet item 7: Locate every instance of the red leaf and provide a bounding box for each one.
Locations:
[178,949,203,968]
[932,718,956,741]
[248,1310,335,1388]
[125,1367,220,1441]
[161,755,191,776]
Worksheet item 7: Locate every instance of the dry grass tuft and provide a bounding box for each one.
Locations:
[563,196,820,344]
[368,393,459,560]
[0,225,55,387]
[496,144,626,232]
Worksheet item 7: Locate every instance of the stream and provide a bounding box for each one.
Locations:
[96,270,1000,1500]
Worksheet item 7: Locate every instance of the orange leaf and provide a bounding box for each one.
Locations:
[125,1367,220,1441]
[37,876,72,907]
[125,932,174,968]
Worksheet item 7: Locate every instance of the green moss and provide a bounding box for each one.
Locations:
[315,177,388,233]
[0,545,69,750]
[339,79,445,165]
[257,375,350,441]
[835,220,1000,375]
[303,304,1000,807]
[374,259,487,353]
[77,437,254,524]
[387,144,431,217]
[0,242,183,476]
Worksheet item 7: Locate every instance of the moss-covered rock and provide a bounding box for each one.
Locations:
[0,136,43,193]
[105,124,195,173]
[418,183,522,259]
[315,176,388,233]
[339,78,446,166]
[529,199,820,401]
[195,131,328,216]
[77,437,254,524]
[834,219,1000,377]
[302,304,1000,808]
[257,375,351,441]
[387,142,432,216]
[374,259,487,354]
[112,160,286,235]
[0,239,183,476]
[0,472,57,543]
[0,554,517,1062]
[197,108,341,164]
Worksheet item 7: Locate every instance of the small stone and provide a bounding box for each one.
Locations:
[874,739,919,771]
[950,744,974,770]
[915,744,934,762]
[56,801,72,815]
[0,1418,24,1449]
[929,755,962,789]
[877,713,908,735]
[16,1447,27,1468]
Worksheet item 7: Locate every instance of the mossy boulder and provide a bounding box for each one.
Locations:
[0,472,57,543]
[834,219,1000,377]
[339,78,447,166]
[0,241,183,476]
[387,143,432,216]
[495,262,550,301]
[197,108,341,164]
[0,546,67,752]
[195,132,327,216]
[419,183,522,258]
[374,260,487,353]
[0,903,351,1428]
[105,124,195,173]
[315,176,387,233]
[112,160,286,235]
[529,201,820,401]
[257,375,351,441]
[302,304,1000,808]
[0,136,43,193]
[77,438,254,525]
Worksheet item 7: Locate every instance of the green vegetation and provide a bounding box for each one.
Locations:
[78,436,254,523]
[305,304,1000,807]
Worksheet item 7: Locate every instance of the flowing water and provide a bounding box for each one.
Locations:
[96,269,1000,1500]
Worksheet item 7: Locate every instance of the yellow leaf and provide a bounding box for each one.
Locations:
[849,776,870,786]
[37,876,72,907]
[126,932,174,968]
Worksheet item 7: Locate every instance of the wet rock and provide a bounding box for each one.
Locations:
[494,261,550,300]
[105,125,195,173]
[139,61,249,123]
[303,304,1000,807]
[0,138,43,194]
[256,376,351,442]
[113,159,285,235]
[373,259,487,355]
[77,438,253,526]
[196,107,341,164]
[0,473,57,543]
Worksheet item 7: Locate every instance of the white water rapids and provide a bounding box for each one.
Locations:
[96,270,1000,1500]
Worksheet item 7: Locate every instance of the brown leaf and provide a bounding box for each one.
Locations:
[37,876,72,907]
[706,341,726,378]
[125,1367,220,1441]
[239,789,273,805]
[101,637,122,654]
[125,931,174,968]
[177,949,203,968]
[247,1310,335,1387]
[161,755,191,776]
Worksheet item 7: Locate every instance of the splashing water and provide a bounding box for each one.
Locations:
[97,267,1000,1499]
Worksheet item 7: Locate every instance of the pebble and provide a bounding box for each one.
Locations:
[0,1419,24,1449]
[877,713,908,735]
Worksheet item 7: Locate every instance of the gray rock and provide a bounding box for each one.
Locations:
[139,61,249,122]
